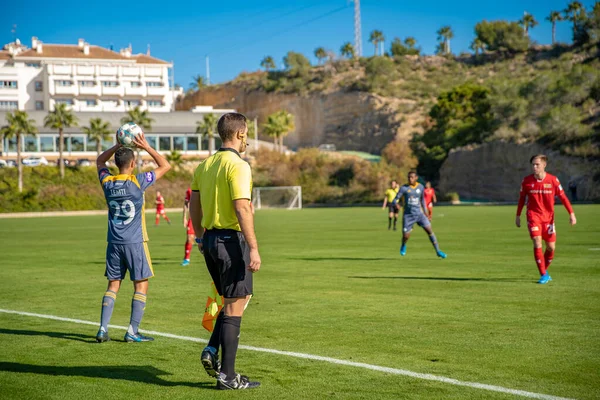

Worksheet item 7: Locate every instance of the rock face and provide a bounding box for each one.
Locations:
[439,142,600,201]
[179,86,409,153]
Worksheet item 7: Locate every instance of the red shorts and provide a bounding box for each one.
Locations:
[186,219,195,235]
[156,207,165,215]
[527,218,556,242]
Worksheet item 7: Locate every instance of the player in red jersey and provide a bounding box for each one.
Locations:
[181,187,195,266]
[516,155,576,284]
[155,191,171,226]
[423,182,437,221]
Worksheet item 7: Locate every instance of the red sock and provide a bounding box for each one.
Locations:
[155,215,159,225]
[165,216,171,223]
[184,242,192,261]
[545,248,554,270]
[534,247,546,276]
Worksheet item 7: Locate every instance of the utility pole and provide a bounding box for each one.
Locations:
[353,0,362,57]
[206,55,210,85]
[170,60,175,111]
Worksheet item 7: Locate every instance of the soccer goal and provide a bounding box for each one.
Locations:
[252,186,302,210]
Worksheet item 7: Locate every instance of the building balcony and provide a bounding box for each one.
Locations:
[53,85,78,95]
[102,86,124,96]
[125,86,146,96]
[147,86,167,96]
[79,85,100,96]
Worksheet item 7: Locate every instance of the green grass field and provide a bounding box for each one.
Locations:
[1,206,599,399]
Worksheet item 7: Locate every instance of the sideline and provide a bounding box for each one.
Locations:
[0,208,181,219]
[0,308,573,400]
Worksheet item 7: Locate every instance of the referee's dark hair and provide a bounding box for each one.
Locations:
[217,113,248,142]
[115,147,135,169]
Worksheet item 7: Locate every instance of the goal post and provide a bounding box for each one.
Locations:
[252,186,302,210]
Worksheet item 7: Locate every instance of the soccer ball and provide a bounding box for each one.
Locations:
[117,122,142,147]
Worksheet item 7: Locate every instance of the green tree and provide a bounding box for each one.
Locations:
[44,103,78,179]
[189,74,206,91]
[283,51,311,77]
[314,47,327,65]
[340,42,356,59]
[547,11,564,44]
[262,110,295,153]
[564,1,586,39]
[437,26,454,55]
[404,37,417,49]
[369,30,385,56]
[260,56,276,71]
[196,113,218,155]
[470,38,486,55]
[82,118,112,156]
[1,111,38,192]
[390,37,420,56]
[165,150,184,170]
[474,20,530,53]
[519,13,538,37]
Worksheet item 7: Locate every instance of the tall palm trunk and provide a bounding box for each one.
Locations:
[96,140,102,157]
[273,136,277,152]
[17,133,23,193]
[208,133,215,156]
[552,22,556,44]
[0,135,4,156]
[59,128,65,179]
[279,136,284,153]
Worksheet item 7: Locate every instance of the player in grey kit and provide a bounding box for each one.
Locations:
[393,171,447,258]
[95,131,170,343]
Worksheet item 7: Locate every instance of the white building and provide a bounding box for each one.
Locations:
[0,37,175,113]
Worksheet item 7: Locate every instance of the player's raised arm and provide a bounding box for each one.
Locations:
[96,133,122,171]
[132,132,171,180]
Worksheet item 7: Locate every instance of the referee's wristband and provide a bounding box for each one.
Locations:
[195,237,203,244]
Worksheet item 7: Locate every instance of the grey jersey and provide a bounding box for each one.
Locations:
[393,183,426,215]
[99,168,155,244]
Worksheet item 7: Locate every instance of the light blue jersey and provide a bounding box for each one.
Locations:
[99,168,155,244]
[393,183,427,216]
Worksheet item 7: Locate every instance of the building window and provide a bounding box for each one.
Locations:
[55,136,69,152]
[84,99,97,107]
[40,136,54,152]
[0,81,18,89]
[102,99,119,108]
[146,82,163,87]
[0,101,18,110]
[159,137,171,151]
[71,136,85,152]
[35,101,44,111]
[55,99,74,106]
[101,81,119,87]
[147,100,163,108]
[35,81,43,91]
[26,63,41,68]
[24,136,38,152]
[124,100,141,107]
[102,137,115,151]
[187,136,199,151]
[7,137,17,152]
[56,80,73,87]
[79,81,96,87]
[145,136,157,149]
[173,136,185,151]
[130,82,142,88]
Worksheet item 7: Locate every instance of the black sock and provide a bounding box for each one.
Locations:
[388,217,392,229]
[393,217,397,227]
[220,315,242,380]
[207,311,224,351]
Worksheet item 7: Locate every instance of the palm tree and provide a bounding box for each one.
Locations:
[369,30,385,56]
[262,114,284,152]
[82,118,112,156]
[314,47,327,65]
[196,113,218,155]
[166,150,183,170]
[276,110,295,152]
[44,103,78,179]
[547,11,564,44]
[340,42,356,59]
[404,37,417,49]
[564,1,585,38]
[189,74,206,91]
[121,106,153,131]
[519,13,538,37]
[260,56,276,71]
[470,38,485,55]
[261,110,295,153]
[437,26,454,55]
[1,111,38,192]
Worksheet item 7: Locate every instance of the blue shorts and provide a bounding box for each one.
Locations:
[403,213,430,233]
[105,242,154,281]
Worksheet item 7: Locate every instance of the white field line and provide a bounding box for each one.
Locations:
[0,208,181,219]
[588,248,600,251]
[0,309,574,400]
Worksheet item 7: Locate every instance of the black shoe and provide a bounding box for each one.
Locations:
[200,347,221,378]
[217,374,260,390]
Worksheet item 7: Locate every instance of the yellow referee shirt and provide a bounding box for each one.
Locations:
[385,187,399,203]
[191,148,252,231]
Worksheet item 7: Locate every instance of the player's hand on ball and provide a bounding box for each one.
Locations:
[569,213,577,226]
[248,249,261,273]
[132,131,149,150]
[515,216,521,228]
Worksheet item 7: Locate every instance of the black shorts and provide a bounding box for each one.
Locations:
[388,204,399,214]
[203,229,253,299]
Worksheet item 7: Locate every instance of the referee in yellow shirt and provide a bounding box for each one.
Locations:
[189,112,261,390]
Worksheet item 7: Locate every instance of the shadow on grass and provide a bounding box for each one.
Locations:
[0,362,213,388]
[0,328,98,343]
[291,257,395,262]
[349,276,529,283]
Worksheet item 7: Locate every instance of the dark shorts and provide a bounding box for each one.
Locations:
[388,204,400,214]
[403,213,430,233]
[203,229,253,299]
[105,242,154,281]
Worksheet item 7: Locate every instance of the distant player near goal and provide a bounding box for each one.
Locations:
[516,154,576,284]
[155,191,171,226]
[181,187,195,266]
[423,182,437,221]
[382,180,399,230]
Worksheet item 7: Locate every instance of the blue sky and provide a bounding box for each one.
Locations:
[1,0,588,86]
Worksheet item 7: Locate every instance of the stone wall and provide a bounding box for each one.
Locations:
[439,141,600,201]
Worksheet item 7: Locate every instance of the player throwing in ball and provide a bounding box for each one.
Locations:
[382,180,400,230]
[393,171,446,258]
[95,131,171,343]
[516,155,576,284]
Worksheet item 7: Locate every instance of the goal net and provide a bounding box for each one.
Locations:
[252,186,302,210]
